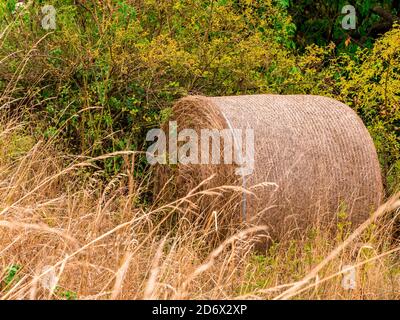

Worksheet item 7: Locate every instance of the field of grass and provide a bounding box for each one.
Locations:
[0,114,399,300]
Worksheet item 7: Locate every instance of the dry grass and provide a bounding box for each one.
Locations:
[0,115,399,300]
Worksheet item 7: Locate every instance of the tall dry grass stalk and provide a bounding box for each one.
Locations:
[0,115,399,300]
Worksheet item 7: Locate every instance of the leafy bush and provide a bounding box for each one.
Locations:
[288,0,399,50]
[280,26,400,191]
[0,0,295,167]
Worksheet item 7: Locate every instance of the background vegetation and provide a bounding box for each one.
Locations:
[1,0,399,188]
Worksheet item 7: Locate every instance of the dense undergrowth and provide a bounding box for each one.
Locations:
[1,1,399,188]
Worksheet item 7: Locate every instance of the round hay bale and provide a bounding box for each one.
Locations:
[155,94,383,239]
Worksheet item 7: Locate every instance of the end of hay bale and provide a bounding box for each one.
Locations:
[152,94,383,241]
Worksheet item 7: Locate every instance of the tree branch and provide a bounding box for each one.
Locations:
[372,6,400,23]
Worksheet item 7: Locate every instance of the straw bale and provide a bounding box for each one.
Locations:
[155,95,383,238]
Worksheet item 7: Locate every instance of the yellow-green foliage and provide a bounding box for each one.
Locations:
[279,26,400,192]
[0,122,35,166]
[0,0,295,161]
[343,27,400,191]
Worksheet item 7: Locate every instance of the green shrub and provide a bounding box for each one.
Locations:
[281,26,400,192]
[0,0,295,168]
